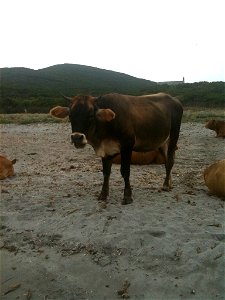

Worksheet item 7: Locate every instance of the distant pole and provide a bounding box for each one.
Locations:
[183,77,185,83]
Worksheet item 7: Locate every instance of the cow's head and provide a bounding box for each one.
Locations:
[0,156,16,180]
[50,95,115,148]
[205,119,216,129]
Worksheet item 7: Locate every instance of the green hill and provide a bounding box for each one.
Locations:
[0,64,157,112]
[1,63,155,94]
[0,64,224,113]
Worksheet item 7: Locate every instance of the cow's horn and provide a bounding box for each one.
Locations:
[60,93,72,101]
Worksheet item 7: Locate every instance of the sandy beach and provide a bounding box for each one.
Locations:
[0,122,224,299]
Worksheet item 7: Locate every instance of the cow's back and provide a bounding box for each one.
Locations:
[204,159,225,197]
[97,93,183,151]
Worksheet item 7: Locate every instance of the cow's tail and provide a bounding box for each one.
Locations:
[169,102,183,155]
[163,102,183,189]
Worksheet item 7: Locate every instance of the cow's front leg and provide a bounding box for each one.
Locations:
[120,149,133,205]
[98,157,112,202]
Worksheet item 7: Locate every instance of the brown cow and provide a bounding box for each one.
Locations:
[0,155,16,180]
[205,119,225,137]
[204,159,225,197]
[50,93,183,204]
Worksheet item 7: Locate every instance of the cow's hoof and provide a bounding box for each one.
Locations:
[98,193,108,202]
[99,201,107,209]
[162,185,171,192]
[121,197,133,205]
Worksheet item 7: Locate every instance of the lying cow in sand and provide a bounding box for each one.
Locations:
[0,155,16,180]
[205,120,225,138]
[112,150,166,165]
[112,143,178,165]
[204,159,225,197]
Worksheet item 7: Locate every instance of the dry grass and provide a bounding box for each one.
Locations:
[0,113,67,124]
[183,107,224,123]
[0,108,224,124]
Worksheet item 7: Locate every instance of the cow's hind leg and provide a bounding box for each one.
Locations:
[158,143,173,189]
[98,157,112,201]
[120,149,133,205]
[162,145,175,191]
[163,121,181,191]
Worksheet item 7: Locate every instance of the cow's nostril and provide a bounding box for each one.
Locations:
[71,134,84,143]
[77,135,83,141]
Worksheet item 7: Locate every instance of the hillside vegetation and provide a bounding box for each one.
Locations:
[0,64,224,113]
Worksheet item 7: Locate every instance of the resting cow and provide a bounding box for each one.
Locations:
[50,92,183,204]
[0,155,16,180]
[205,119,225,138]
[204,159,225,197]
[112,150,165,165]
[112,144,178,165]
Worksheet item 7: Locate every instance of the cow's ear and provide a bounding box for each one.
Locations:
[50,106,69,118]
[96,109,116,122]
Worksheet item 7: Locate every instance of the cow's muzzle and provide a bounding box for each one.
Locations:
[71,133,87,148]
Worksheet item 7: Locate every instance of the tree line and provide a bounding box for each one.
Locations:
[0,64,224,113]
[1,81,224,113]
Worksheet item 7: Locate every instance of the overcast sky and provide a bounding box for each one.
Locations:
[1,0,224,83]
